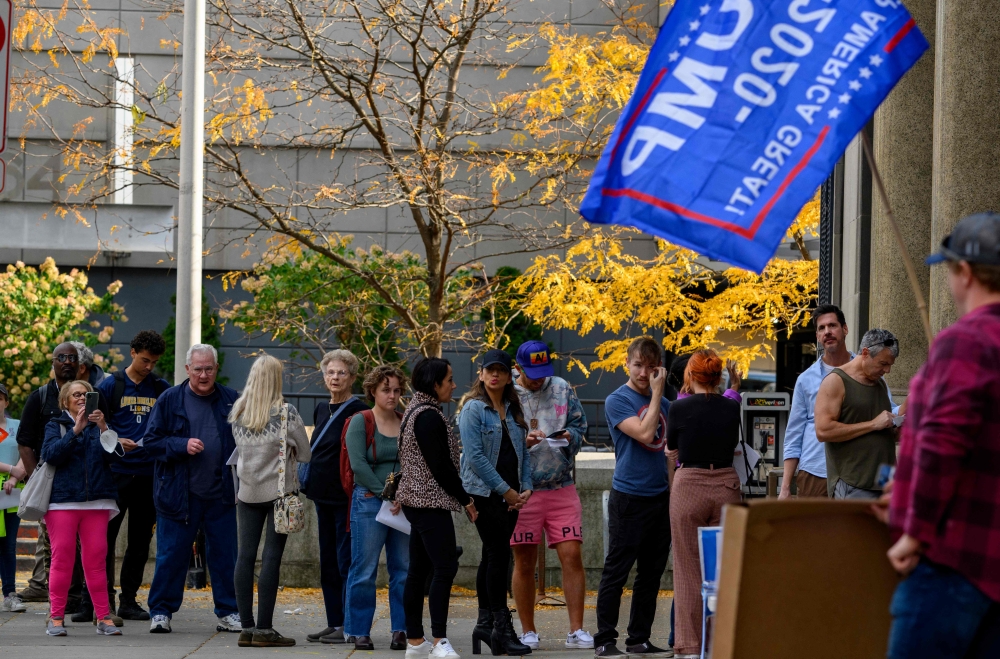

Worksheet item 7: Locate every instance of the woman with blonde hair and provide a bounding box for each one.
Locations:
[230,354,311,648]
[666,350,742,658]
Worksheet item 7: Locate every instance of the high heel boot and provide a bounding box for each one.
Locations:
[490,608,531,656]
[472,608,493,655]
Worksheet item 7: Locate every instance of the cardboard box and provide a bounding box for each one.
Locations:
[712,500,899,659]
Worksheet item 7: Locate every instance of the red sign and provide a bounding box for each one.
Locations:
[0,0,11,156]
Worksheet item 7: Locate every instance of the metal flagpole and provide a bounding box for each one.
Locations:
[859,131,934,348]
[174,0,206,383]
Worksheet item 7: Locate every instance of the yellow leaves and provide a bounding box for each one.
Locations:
[160,39,181,51]
[207,79,275,146]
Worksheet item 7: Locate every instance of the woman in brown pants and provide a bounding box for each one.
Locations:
[666,350,742,658]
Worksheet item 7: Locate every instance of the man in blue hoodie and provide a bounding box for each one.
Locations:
[143,344,241,635]
[96,330,170,620]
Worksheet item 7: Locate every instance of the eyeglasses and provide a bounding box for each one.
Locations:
[870,338,896,349]
[55,354,79,363]
[325,370,350,379]
[69,391,87,399]
[189,367,216,375]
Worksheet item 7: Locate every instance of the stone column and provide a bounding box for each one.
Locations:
[870,0,935,391]
[930,1,1000,332]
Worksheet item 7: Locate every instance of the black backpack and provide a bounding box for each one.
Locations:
[109,370,170,414]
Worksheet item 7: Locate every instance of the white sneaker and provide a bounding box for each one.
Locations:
[430,638,460,659]
[405,639,433,658]
[2,594,25,612]
[149,615,171,633]
[217,613,241,632]
[566,629,595,649]
[521,631,540,649]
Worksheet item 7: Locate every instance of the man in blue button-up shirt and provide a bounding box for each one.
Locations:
[779,305,853,498]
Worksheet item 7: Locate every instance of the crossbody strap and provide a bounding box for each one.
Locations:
[277,404,289,496]
[310,396,356,451]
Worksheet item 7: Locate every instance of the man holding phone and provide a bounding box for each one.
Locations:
[594,338,672,658]
[510,341,592,650]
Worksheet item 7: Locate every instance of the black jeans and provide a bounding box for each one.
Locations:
[403,506,459,640]
[107,473,156,603]
[314,501,351,627]
[472,494,518,611]
[235,500,288,630]
[594,488,672,648]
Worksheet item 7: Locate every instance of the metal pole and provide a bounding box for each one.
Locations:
[174,0,206,383]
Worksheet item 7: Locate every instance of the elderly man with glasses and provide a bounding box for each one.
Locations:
[143,344,242,635]
[814,328,905,499]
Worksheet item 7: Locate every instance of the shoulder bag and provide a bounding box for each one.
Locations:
[18,422,69,521]
[274,404,305,534]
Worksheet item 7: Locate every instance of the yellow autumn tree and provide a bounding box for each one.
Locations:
[510,3,819,374]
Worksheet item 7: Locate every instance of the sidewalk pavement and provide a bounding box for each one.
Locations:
[0,586,674,658]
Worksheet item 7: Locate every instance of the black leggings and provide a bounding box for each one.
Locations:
[235,500,288,630]
[402,506,459,640]
[472,494,519,611]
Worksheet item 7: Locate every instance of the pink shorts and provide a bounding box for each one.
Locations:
[510,484,583,547]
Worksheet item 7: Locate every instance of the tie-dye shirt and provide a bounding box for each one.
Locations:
[514,377,587,490]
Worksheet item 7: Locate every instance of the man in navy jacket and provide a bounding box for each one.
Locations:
[143,344,241,635]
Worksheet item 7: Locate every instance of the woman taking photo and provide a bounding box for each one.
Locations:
[42,380,123,636]
[666,350,742,659]
[459,350,533,657]
[343,365,408,651]
[231,354,311,648]
[0,383,26,613]
[396,357,477,659]
[303,350,368,644]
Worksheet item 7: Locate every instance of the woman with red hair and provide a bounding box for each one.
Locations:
[666,350,742,658]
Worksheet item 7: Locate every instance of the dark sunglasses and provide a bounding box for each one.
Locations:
[871,338,896,349]
[54,354,79,363]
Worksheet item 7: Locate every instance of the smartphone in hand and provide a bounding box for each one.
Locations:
[84,391,100,416]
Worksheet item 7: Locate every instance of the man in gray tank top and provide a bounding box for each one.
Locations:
[814,329,903,499]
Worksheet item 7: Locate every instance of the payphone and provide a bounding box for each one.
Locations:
[741,392,790,491]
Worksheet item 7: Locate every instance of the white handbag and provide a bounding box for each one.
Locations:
[273,405,305,534]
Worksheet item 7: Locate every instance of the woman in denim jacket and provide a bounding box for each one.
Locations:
[459,350,532,657]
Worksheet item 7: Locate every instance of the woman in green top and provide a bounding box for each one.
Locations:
[0,383,27,612]
[343,365,408,651]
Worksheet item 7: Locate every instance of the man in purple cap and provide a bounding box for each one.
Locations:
[510,341,592,650]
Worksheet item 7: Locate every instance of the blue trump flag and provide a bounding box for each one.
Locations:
[580,0,927,272]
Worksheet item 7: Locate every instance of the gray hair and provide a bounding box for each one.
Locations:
[186,343,219,365]
[319,349,359,376]
[70,341,94,367]
[860,329,899,358]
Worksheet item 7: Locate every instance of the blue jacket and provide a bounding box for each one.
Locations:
[143,381,239,522]
[459,398,533,497]
[41,412,121,504]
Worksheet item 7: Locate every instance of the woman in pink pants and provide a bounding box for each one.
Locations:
[40,380,124,636]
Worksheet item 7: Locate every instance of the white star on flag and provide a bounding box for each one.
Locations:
[689,20,701,31]
[828,108,841,119]
[668,51,680,62]
[849,80,862,91]
[859,67,873,79]
[839,92,851,104]
[699,4,711,15]
[679,35,691,46]
[869,54,883,67]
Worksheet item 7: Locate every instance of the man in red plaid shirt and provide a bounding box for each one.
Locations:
[884,212,1000,658]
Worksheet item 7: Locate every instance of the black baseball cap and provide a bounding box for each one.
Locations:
[926,212,1000,266]
[480,349,513,372]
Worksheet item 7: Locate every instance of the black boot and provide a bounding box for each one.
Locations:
[490,608,531,656]
[71,599,94,623]
[472,608,494,655]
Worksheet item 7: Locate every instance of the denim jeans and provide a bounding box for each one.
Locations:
[0,510,21,596]
[888,559,994,659]
[344,487,409,637]
[147,495,239,619]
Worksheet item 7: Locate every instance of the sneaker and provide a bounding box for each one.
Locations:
[149,614,171,633]
[318,626,347,643]
[625,641,672,656]
[430,638,460,659]
[2,594,26,612]
[252,628,296,647]
[521,631,540,650]
[308,626,340,642]
[239,628,255,647]
[567,630,595,649]
[118,599,150,621]
[96,618,123,636]
[19,587,49,603]
[405,639,433,659]
[595,644,625,657]
[217,613,242,632]
[46,618,68,636]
